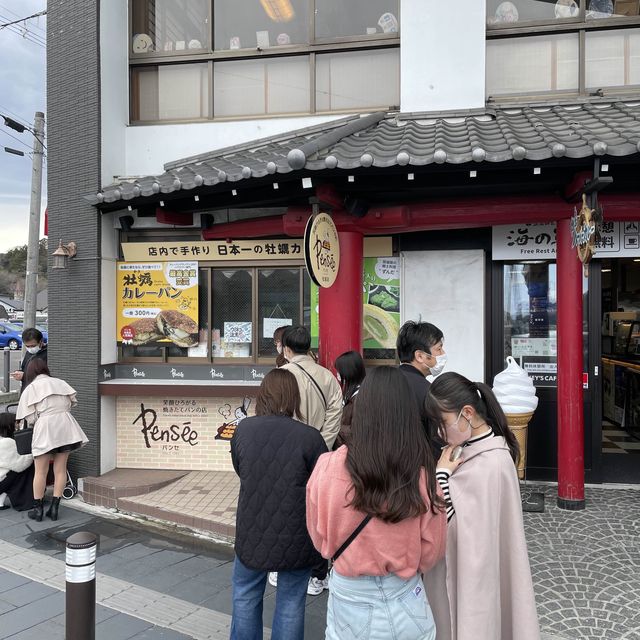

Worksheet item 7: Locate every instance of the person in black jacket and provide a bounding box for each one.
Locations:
[397,320,447,459]
[11,328,48,395]
[230,368,327,640]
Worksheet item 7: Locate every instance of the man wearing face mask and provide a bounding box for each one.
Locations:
[11,328,48,395]
[396,320,447,457]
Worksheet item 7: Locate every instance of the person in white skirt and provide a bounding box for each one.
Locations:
[16,359,88,521]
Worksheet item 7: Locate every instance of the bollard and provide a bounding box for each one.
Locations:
[65,531,97,640]
[3,347,9,393]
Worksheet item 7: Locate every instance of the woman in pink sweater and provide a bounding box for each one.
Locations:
[306,366,446,639]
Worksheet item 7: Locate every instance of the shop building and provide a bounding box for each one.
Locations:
[48,0,640,508]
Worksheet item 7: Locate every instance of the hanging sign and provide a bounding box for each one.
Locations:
[304,213,340,288]
[570,195,597,265]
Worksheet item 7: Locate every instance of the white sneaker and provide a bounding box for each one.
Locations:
[307,576,329,596]
[268,572,278,587]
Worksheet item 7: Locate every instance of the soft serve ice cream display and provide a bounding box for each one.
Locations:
[493,356,539,479]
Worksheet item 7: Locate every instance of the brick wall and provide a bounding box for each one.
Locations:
[47,0,102,478]
[117,396,257,471]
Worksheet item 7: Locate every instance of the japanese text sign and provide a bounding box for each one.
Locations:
[117,262,199,347]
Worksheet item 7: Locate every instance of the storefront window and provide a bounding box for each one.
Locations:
[315,0,399,39]
[212,269,253,359]
[131,0,210,55]
[214,0,308,51]
[587,0,640,20]
[316,48,400,111]
[131,63,210,121]
[213,56,310,117]
[504,263,558,386]
[487,0,580,25]
[258,268,301,357]
[486,33,579,96]
[586,29,640,88]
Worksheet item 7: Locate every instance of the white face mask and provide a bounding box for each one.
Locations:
[429,354,448,377]
[26,346,41,355]
[444,408,472,447]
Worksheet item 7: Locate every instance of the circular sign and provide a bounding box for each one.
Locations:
[304,213,340,288]
[571,194,597,265]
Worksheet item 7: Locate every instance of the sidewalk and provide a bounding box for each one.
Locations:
[1,483,639,639]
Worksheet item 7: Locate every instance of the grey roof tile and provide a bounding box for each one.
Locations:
[89,102,640,206]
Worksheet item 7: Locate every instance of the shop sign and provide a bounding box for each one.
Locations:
[570,195,596,265]
[363,257,401,349]
[122,239,303,261]
[523,361,557,387]
[101,363,272,381]
[304,213,340,288]
[116,261,199,346]
[493,222,640,259]
[511,337,557,358]
[121,237,392,262]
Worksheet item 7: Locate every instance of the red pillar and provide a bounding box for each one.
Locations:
[556,219,586,510]
[319,231,363,372]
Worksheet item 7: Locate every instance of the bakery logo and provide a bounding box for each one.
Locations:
[570,194,600,266]
[102,369,112,380]
[210,368,224,379]
[250,369,265,380]
[131,368,146,378]
[133,403,199,449]
[170,368,185,379]
[304,212,340,289]
[215,397,252,440]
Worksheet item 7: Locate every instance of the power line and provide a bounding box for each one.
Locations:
[0,13,46,47]
[0,4,46,35]
[0,105,30,127]
[0,23,45,47]
[0,9,46,30]
[0,128,32,151]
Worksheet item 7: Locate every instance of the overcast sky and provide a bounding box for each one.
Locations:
[0,0,46,253]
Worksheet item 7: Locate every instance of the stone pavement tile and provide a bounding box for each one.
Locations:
[0,570,30,593]
[0,591,64,637]
[50,603,122,626]
[4,619,64,640]
[129,629,193,640]
[95,612,153,640]
[166,574,233,606]
[0,580,57,606]
[0,597,16,615]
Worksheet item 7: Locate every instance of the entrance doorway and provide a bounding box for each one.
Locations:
[598,258,640,482]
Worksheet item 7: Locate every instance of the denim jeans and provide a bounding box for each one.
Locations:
[230,556,311,640]
[326,570,436,640]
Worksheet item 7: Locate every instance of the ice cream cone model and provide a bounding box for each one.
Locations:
[493,357,539,480]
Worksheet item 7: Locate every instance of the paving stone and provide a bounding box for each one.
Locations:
[0,592,64,636]
[95,612,152,640]
[0,571,30,594]
[0,581,57,607]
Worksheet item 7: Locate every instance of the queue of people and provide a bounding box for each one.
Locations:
[230,322,540,640]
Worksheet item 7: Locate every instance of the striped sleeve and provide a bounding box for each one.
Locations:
[435,468,455,522]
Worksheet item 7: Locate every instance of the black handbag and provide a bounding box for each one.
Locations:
[14,427,33,456]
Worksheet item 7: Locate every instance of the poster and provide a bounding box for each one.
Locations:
[363,257,401,349]
[224,322,252,343]
[263,317,292,339]
[309,257,401,351]
[117,262,199,346]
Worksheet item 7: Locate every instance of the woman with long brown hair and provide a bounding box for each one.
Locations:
[16,359,88,521]
[424,372,540,640]
[306,366,446,639]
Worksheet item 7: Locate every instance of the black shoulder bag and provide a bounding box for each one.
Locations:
[331,515,372,563]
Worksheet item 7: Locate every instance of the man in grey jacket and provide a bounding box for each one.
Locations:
[281,326,343,451]
[279,325,342,596]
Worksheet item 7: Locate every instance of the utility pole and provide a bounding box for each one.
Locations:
[23,111,45,332]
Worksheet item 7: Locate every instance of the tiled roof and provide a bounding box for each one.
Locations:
[90,102,640,206]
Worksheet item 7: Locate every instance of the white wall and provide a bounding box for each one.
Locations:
[100,0,128,185]
[401,0,486,112]
[100,396,117,474]
[125,114,345,177]
[401,250,485,382]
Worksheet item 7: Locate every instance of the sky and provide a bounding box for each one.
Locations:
[0,0,46,253]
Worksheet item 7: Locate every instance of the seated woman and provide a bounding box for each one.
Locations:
[0,412,34,511]
[230,368,327,639]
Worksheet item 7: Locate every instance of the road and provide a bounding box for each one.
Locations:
[0,349,22,394]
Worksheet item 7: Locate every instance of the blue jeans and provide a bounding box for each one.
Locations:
[230,556,311,640]
[326,571,436,640]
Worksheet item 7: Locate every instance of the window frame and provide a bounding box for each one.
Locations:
[486,0,640,101]
[128,0,400,122]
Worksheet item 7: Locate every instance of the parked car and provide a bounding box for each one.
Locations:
[0,322,25,350]
[9,323,49,343]
[0,322,48,350]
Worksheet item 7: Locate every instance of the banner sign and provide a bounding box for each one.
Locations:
[304,213,340,288]
[493,221,640,259]
[117,262,199,347]
[363,257,401,349]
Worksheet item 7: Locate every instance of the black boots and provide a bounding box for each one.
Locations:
[46,497,61,521]
[28,498,44,521]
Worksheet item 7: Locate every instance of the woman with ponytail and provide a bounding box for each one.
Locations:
[423,372,540,640]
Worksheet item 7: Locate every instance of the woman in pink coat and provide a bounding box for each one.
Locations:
[424,372,540,640]
[307,366,446,639]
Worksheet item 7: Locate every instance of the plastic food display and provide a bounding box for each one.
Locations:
[494,2,520,22]
[588,0,614,17]
[493,356,539,479]
[555,0,579,17]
